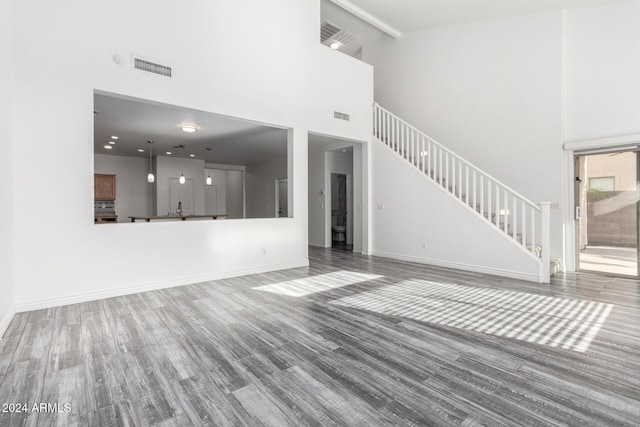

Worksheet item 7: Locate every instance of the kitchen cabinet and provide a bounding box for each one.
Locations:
[94,174,116,200]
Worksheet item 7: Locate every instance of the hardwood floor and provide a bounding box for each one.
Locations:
[1,247,639,426]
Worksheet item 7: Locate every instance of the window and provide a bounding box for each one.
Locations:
[589,177,615,191]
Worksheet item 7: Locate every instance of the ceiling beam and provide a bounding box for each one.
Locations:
[328,0,402,39]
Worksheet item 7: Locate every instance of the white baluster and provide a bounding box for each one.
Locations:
[487,180,492,222]
[531,207,536,257]
[451,156,455,194]
[445,152,449,190]
[494,184,499,226]
[458,161,462,199]
[472,169,477,210]
[521,200,526,250]
[374,105,378,138]
[480,175,484,219]
[503,191,508,234]
[512,196,517,239]
[383,111,387,145]
[401,122,405,157]
[439,148,443,185]
[421,136,426,173]
[465,165,470,206]
[412,129,416,166]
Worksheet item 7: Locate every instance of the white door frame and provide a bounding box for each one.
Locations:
[275,177,288,217]
[308,131,369,254]
[563,133,640,272]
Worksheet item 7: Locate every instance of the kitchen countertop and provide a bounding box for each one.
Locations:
[128,214,228,222]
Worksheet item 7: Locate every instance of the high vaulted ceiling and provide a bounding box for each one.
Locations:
[338,0,634,33]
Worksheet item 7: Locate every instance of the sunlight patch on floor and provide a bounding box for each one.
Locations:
[330,279,614,353]
[253,271,383,297]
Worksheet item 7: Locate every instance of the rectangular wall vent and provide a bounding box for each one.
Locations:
[132,56,172,77]
[334,111,350,121]
[321,21,341,43]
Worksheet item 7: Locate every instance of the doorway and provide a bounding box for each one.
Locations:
[275,177,288,217]
[575,149,639,277]
[330,173,352,250]
[308,133,367,254]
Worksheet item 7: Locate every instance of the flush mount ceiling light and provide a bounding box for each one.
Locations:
[189,154,195,158]
[179,123,198,133]
[166,151,172,155]
[111,136,119,140]
[329,41,341,50]
[108,141,116,145]
[104,145,112,150]
[138,149,144,153]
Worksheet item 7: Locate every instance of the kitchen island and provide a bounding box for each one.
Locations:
[128,214,228,222]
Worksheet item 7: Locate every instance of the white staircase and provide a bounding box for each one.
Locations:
[373,103,551,284]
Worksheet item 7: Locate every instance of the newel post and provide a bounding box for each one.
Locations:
[540,201,551,284]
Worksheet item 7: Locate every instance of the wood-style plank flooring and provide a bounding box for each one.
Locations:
[1,247,639,426]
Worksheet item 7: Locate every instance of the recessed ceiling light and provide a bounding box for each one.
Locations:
[138,149,144,152]
[111,136,119,140]
[330,41,341,50]
[104,145,112,150]
[189,154,195,158]
[108,141,116,145]
[180,123,198,133]
[166,151,172,155]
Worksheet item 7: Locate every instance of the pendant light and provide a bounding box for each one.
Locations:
[147,140,155,183]
[178,144,186,185]
[205,147,212,185]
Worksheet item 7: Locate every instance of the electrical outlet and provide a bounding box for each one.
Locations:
[261,248,267,255]
[422,242,428,249]
[377,204,385,210]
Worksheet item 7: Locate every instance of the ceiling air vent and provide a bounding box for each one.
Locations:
[132,56,172,78]
[334,111,350,121]
[321,21,341,43]
[321,21,358,46]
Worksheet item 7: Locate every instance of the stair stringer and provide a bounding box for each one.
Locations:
[370,136,543,283]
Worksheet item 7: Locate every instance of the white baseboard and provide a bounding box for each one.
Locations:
[0,305,16,339]
[370,251,540,283]
[15,260,309,313]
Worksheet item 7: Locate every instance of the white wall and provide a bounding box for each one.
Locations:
[10,0,373,309]
[0,0,15,336]
[95,154,152,222]
[371,139,541,281]
[308,144,327,246]
[363,12,565,261]
[246,156,288,218]
[564,1,640,142]
[226,170,244,219]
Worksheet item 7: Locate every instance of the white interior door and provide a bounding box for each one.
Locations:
[205,185,218,215]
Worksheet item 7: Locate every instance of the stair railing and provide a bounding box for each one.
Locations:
[374,102,551,283]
